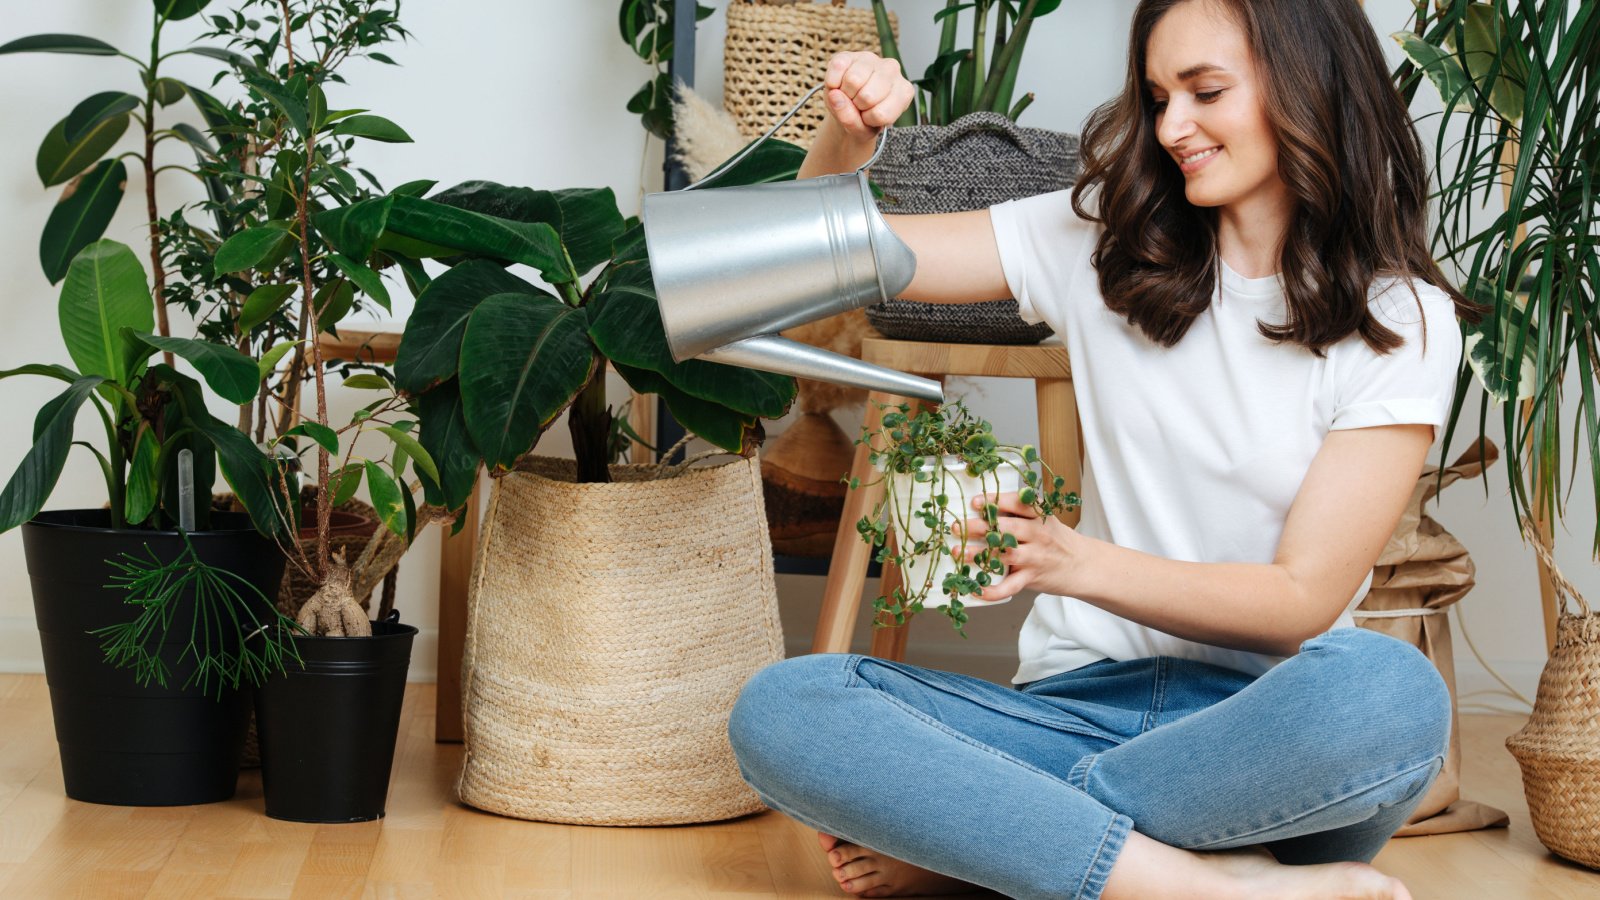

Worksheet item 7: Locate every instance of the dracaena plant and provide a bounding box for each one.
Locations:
[1392,1,1600,551]
[849,399,1078,636]
[618,0,715,140]
[871,0,1063,127]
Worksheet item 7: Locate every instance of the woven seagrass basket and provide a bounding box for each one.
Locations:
[1505,518,1600,870]
[456,454,786,826]
[866,111,1080,344]
[723,0,891,148]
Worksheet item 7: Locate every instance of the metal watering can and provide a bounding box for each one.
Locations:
[640,85,945,404]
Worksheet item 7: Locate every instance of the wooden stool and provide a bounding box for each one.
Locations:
[810,337,1080,663]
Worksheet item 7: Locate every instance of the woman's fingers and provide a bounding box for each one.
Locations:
[824,51,912,137]
[970,491,1038,519]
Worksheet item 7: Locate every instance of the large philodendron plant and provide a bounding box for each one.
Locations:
[1393,1,1599,551]
[337,141,810,494]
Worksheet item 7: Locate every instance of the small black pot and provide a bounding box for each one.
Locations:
[254,618,417,823]
[21,509,286,806]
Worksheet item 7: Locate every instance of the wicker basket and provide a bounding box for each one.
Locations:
[723,0,892,148]
[865,111,1080,344]
[456,454,786,825]
[1505,519,1600,870]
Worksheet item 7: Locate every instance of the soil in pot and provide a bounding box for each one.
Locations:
[22,509,286,806]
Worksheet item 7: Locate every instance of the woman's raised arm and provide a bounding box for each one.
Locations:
[801,51,1013,306]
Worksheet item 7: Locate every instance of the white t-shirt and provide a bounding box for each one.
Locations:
[987,189,1463,684]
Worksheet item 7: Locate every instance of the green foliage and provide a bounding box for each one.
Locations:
[617,0,715,139]
[872,0,1062,126]
[1393,0,1600,551]
[91,531,304,698]
[851,399,1079,636]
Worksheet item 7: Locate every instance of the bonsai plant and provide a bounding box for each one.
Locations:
[1392,0,1600,870]
[859,0,1076,345]
[851,399,1078,636]
[0,0,312,806]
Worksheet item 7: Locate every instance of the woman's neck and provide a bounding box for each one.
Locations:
[1215,188,1295,279]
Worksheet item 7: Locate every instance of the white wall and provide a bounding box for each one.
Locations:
[0,2,1574,712]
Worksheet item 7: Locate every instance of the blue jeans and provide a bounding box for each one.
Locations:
[727,627,1450,900]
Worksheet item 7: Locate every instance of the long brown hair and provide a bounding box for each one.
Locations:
[1073,0,1479,356]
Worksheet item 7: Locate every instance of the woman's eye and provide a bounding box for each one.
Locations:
[1151,99,1168,114]
[1197,90,1225,103]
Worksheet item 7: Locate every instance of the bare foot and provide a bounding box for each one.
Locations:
[817,832,993,898]
[1193,845,1414,900]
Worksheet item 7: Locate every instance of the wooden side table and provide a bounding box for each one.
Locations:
[811,337,1080,663]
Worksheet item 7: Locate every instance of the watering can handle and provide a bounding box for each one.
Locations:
[684,83,892,192]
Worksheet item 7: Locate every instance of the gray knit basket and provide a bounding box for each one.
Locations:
[866,111,1080,344]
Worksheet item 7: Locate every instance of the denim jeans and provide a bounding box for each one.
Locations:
[726,626,1451,900]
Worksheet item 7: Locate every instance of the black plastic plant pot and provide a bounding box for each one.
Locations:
[254,619,417,823]
[21,509,286,806]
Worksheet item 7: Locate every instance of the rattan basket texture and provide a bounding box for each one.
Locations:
[723,0,891,148]
[456,454,786,826]
[866,111,1080,344]
[1505,520,1600,870]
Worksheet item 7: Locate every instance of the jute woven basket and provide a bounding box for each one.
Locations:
[1505,517,1600,870]
[456,454,786,826]
[723,0,891,148]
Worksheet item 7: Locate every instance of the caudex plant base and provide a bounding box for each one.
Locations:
[22,511,287,806]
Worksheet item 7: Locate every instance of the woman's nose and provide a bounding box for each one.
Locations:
[1157,99,1195,149]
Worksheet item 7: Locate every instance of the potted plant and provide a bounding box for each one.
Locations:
[1392,0,1600,870]
[849,399,1078,636]
[0,0,316,807]
[862,0,1075,345]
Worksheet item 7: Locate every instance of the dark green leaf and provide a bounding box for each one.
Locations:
[242,71,307,136]
[329,462,363,506]
[63,91,140,145]
[284,421,339,455]
[124,425,160,524]
[311,195,394,260]
[59,240,152,385]
[330,114,412,143]
[239,283,297,333]
[381,194,569,282]
[459,293,597,471]
[214,224,291,274]
[36,113,128,188]
[180,81,233,132]
[257,340,298,381]
[391,179,435,198]
[692,136,808,188]
[149,76,186,106]
[417,381,481,510]
[328,253,390,311]
[0,34,119,56]
[364,460,406,535]
[430,182,625,278]
[40,158,126,284]
[342,373,390,390]
[1392,31,1474,113]
[133,333,260,404]
[395,259,543,394]
[588,264,795,418]
[0,376,103,533]
[613,363,762,455]
[156,0,213,21]
[315,281,355,335]
[183,45,257,70]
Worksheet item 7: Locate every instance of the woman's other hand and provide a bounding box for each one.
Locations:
[823,50,916,140]
[960,492,1088,602]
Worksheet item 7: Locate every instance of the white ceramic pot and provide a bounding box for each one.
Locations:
[887,452,1024,609]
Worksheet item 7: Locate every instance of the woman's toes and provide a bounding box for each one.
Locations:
[830,842,870,867]
[818,831,841,853]
[840,870,888,896]
[836,857,879,883]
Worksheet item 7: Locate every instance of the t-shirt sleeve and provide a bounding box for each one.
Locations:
[1329,281,1463,434]
[987,189,1099,332]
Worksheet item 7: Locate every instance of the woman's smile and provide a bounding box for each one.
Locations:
[1177,145,1223,174]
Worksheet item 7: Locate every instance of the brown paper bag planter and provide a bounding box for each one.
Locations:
[456,455,785,825]
[1355,440,1509,836]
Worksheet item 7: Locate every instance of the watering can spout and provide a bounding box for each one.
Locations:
[704,335,944,405]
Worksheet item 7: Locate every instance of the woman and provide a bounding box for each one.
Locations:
[727,1,1474,898]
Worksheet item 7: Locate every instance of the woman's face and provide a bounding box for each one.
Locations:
[1144,0,1288,214]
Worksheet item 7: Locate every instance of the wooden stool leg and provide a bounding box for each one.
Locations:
[1036,378,1083,529]
[813,391,901,655]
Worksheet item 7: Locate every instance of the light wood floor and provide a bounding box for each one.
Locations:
[2,674,1598,899]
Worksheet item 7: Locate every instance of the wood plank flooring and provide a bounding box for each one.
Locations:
[2,674,1597,898]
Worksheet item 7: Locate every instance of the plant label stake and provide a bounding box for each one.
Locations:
[641,84,944,404]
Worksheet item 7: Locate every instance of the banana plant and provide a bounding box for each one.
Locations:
[0,239,293,538]
[1392,0,1600,551]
